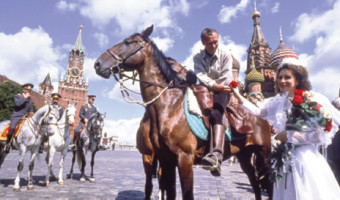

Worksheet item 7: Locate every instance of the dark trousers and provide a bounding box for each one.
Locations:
[7,117,22,143]
[210,92,230,126]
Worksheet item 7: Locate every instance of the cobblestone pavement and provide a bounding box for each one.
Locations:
[0,149,269,199]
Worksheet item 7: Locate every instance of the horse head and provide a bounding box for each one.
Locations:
[88,112,105,142]
[94,25,154,79]
[42,105,59,137]
[65,102,77,126]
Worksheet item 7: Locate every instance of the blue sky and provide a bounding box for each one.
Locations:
[1,0,340,145]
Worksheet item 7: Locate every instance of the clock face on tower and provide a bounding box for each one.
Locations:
[69,67,80,78]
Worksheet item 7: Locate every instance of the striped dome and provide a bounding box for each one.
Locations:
[232,55,240,71]
[246,67,264,83]
[271,40,298,69]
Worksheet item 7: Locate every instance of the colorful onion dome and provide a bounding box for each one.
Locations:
[246,67,264,84]
[232,54,240,71]
[271,28,298,69]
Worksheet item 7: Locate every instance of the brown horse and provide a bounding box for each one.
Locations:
[94,25,272,200]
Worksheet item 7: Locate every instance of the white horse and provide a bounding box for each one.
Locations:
[44,102,76,186]
[68,112,105,183]
[0,105,58,191]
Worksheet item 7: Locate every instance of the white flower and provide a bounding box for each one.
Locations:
[320,107,332,119]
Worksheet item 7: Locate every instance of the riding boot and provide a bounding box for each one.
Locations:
[202,124,225,176]
[3,129,14,153]
[39,135,45,153]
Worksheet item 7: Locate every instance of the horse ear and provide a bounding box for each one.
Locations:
[74,102,78,107]
[141,25,153,38]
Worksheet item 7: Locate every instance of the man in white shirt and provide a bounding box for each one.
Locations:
[193,28,233,176]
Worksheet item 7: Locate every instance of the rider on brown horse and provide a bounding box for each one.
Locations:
[193,28,233,176]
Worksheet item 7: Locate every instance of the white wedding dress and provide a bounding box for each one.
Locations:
[242,92,340,200]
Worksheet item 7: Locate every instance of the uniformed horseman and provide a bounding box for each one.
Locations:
[3,83,34,153]
[71,95,97,151]
[38,93,64,153]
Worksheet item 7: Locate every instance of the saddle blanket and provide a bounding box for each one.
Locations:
[184,90,247,142]
[0,119,26,141]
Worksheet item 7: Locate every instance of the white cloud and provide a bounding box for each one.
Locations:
[93,32,109,48]
[288,0,340,99]
[0,27,63,87]
[72,0,189,35]
[56,0,77,11]
[152,36,174,52]
[218,0,250,24]
[271,2,280,13]
[289,0,340,43]
[103,118,141,145]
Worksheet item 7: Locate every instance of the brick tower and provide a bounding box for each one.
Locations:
[58,25,88,138]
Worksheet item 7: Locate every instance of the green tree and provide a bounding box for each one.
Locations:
[0,82,22,121]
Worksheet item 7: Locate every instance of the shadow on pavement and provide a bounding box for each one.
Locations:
[116,190,145,200]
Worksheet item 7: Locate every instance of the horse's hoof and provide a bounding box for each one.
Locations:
[58,181,64,185]
[89,177,95,183]
[66,174,72,179]
[45,182,50,187]
[13,186,20,192]
[50,176,57,181]
[80,177,85,182]
[27,185,34,190]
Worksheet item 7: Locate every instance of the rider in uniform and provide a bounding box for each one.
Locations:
[38,93,64,153]
[3,83,34,153]
[71,95,97,151]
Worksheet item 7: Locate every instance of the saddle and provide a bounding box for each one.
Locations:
[190,85,253,134]
[0,119,26,141]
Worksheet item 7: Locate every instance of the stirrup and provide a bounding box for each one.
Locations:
[202,153,219,171]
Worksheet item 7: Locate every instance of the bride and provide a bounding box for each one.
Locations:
[231,61,340,200]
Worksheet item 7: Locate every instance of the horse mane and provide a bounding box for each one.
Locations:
[137,34,196,87]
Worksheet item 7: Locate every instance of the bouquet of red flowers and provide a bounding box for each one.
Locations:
[286,89,332,132]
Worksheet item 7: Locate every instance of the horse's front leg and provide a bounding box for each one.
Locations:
[58,147,68,185]
[143,153,155,200]
[27,150,39,190]
[67,150,76,179]
[79,147,87,182]
[45,147,56,186]
[89,149,97,183]
[177,152,194,200]
[158,158,177,200]
[13,146,26,191]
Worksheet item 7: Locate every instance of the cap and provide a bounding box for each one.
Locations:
[51,93,61,99]
[22,83,34,90]
[88,95,96,98]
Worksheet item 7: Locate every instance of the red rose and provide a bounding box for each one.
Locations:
[294,89,304,96]
[229,81,238,88]
[314,104,323,112]
[324,120,332,132]
[292,95,304,105]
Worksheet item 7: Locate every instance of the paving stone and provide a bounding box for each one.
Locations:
[0,149,269,199]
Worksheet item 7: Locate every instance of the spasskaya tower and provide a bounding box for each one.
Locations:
[58,25,88,138]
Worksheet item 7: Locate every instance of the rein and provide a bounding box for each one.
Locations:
[105,36,189,107]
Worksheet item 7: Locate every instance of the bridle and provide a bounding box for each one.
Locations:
[105,36,146,80]
[104,35,176,107]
